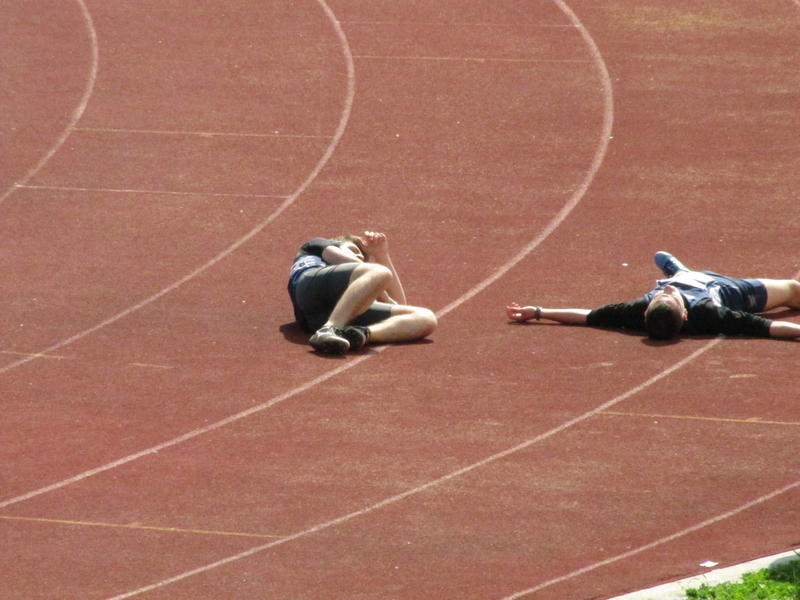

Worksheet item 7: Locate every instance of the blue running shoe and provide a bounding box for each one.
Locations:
[654,251,688,277]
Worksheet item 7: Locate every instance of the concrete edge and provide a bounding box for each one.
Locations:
[608,550,800,600]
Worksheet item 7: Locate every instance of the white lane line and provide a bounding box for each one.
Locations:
[0,353,374,510]
[0,0,609,512]
[0,350,67,360]
[499,478,800,600]
[101,343,717,600]
[0,0,357,508]
[0,0,99,205]
[0,1,355,380]
[88,2,617,596]
[436,0,613,319]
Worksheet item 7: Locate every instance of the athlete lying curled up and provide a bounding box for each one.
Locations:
[288,231,436,354]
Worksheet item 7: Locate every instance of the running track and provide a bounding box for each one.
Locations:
[1,1,799,598]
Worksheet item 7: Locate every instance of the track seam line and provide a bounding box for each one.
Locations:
[0,515,285,540]
[74,127,330,139]
[17,185,288,199]
[600,411,800,427]
[353,55,593,63]
[341,21,578,28]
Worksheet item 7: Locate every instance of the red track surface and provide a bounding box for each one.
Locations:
[2,1,799,599]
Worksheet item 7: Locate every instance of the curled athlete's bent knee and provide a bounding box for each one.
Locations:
[415,307,437,338]
[790,280,800,307]
[352,262,392,283]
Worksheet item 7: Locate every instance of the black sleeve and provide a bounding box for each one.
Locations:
[685,300,773,337]
[586,298,648,331]
[296,237,335,260]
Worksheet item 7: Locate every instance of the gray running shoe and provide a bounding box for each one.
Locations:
[342,325,370,351]
[309,326,349,354]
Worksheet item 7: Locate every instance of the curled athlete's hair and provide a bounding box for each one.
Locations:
[330,235,369,261]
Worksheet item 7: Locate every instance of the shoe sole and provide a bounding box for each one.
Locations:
[341,328,367,352]
[310,336,349,354]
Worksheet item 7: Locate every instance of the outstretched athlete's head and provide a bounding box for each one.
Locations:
[645,285,687,340]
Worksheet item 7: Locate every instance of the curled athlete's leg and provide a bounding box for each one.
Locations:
[325,262,393,329]
[366,304,437,344]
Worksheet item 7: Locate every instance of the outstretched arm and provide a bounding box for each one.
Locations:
[768,321,800,339]
[507,303,590,325]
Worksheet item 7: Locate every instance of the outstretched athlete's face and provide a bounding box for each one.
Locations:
[647,285,687,318]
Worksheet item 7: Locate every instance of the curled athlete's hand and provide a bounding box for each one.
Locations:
[359,231,389,260]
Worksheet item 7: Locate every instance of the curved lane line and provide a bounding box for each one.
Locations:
[0,0,611,510]
[0,0,356,379]
[0,0,360,508]
[0,0,99,205]
[100,343,719,600]
[500,479,800,600]
[437,0,613,319]
[0,352,373,509]
[100,2,800,596]
[497,0,800,596]
[1,7,793,599]
[497,263,800,600]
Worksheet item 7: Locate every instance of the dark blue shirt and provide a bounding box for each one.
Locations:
[287,238,336,328]
[588,271,773,337]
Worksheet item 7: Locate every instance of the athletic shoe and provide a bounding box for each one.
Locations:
[342,325,371,352]
[654,251,688,277]
[309,326,349,354]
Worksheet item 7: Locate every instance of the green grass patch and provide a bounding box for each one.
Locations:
[684,557,800,600]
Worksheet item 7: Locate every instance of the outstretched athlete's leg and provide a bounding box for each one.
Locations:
[758,279,800,311]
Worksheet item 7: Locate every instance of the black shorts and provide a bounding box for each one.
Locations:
[704,271,768,313]
[294,264,394,332]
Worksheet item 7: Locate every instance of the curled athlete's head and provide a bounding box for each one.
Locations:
[331,235,368,262]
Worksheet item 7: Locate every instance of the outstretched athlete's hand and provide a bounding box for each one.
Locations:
[506,303,538,322]
[359,231,389,261]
